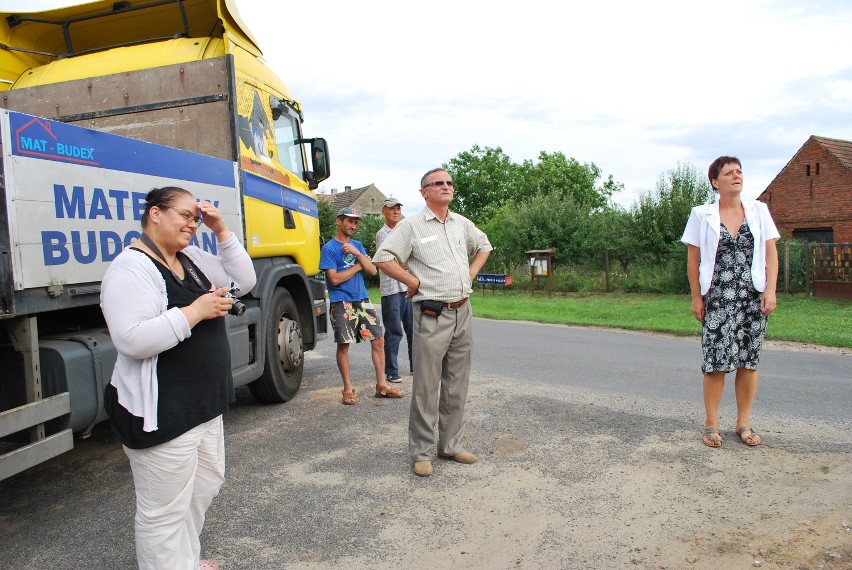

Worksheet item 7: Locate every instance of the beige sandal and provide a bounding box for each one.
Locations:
[737,426,762,446]
[703,427,723,447]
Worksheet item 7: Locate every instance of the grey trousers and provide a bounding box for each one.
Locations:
[409,300,473,462]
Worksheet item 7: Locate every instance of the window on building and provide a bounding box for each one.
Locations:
[806,164,811,176]
[793,228,834,243]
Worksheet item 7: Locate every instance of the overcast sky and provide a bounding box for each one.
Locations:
[16,0,852,216]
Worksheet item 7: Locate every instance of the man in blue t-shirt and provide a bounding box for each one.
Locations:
[320,207,404,405]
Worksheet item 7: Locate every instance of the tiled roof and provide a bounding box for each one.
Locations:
[759,135,852,199]
[814,136,852,170]
[317,186,370,208]
[329,186,369,210]
[317,184,384,213]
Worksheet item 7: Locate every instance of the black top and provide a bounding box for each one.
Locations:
[105,250,232,449]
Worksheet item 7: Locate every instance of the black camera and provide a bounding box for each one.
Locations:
[224,284,246,317]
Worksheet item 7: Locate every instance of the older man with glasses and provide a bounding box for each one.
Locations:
[374,168,492,477]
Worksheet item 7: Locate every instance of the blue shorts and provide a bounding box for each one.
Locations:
[329,300,383,344]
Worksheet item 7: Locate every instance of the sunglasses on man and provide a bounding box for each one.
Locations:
[423,180,454,188]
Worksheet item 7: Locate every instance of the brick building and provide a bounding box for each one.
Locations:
[757,135,852,242]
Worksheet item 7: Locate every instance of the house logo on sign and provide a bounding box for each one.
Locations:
[14,116,99,166]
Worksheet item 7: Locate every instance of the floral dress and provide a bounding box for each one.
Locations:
[701,220,768,373]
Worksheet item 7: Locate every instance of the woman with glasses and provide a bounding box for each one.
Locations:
[100,186,256,570]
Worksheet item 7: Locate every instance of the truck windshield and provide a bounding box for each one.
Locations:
[274,111,306,182]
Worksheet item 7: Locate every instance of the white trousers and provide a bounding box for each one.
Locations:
[124,416,225,570]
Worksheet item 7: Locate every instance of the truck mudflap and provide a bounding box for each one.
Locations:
[309,277,328,342]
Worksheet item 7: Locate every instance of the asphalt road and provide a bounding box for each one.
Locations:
[473,319,852,428]
[0,319,849,569]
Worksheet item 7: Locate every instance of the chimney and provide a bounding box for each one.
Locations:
[345,185,352,192]
[331,188,337,195]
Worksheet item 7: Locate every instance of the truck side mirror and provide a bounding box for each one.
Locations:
[310,138,330,184]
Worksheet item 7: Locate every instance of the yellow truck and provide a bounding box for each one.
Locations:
[0,0,330,480]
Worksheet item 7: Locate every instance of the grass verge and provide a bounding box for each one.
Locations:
[370,288,851,348]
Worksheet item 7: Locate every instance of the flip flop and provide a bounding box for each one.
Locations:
[703,427,723,447]
[737,426,762,446]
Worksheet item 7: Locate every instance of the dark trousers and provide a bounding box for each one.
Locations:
[381,292,413,378]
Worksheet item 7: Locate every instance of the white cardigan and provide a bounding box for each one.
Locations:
[100,233,256,432]
[681,201,780,295]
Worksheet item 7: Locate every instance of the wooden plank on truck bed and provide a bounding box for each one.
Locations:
[0,58,236,160]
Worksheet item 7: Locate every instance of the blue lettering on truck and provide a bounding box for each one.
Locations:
[42,185,222,265]
[19,136,97,162]
[20,136,48,152]
[42,230,132,265]
[53,185,147,221]
[41,229,219,266]
[56,142,95,160]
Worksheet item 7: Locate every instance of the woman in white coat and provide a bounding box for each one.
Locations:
[681,156,779,448]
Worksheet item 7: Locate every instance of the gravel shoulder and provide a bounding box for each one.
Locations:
[215,348,852,570]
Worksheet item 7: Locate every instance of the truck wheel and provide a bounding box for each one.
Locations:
[249,287,304,403]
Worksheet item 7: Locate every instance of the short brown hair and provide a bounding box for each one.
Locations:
[708,156,741,191]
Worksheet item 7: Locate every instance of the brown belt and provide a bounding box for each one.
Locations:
[442,298,468,309]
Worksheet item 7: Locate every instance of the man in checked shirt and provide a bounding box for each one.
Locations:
[374,168,492,478]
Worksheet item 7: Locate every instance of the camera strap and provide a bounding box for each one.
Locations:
[138,233,207,290]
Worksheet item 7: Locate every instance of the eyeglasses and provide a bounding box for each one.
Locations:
[158,204,202,225]
[423,180,454,189]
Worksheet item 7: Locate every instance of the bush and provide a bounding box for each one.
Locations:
[496,249,690,295]
[777,240,808,293]
[621,262,685,294]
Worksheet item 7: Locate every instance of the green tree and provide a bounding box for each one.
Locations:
[446,146,624,226]
[444,145,519,223]
[482,193,598,269]
[631,162,713,261]
[593,207,640,272]
[353,214,385,257]
[517,151,620,211]
[317,199,337,244]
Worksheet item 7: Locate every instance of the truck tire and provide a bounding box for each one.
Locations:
[249,287,304,402]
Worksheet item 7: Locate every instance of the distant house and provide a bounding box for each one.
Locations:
[757,135,852,243]
[758,136,852,299]
[317,183,386,216]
